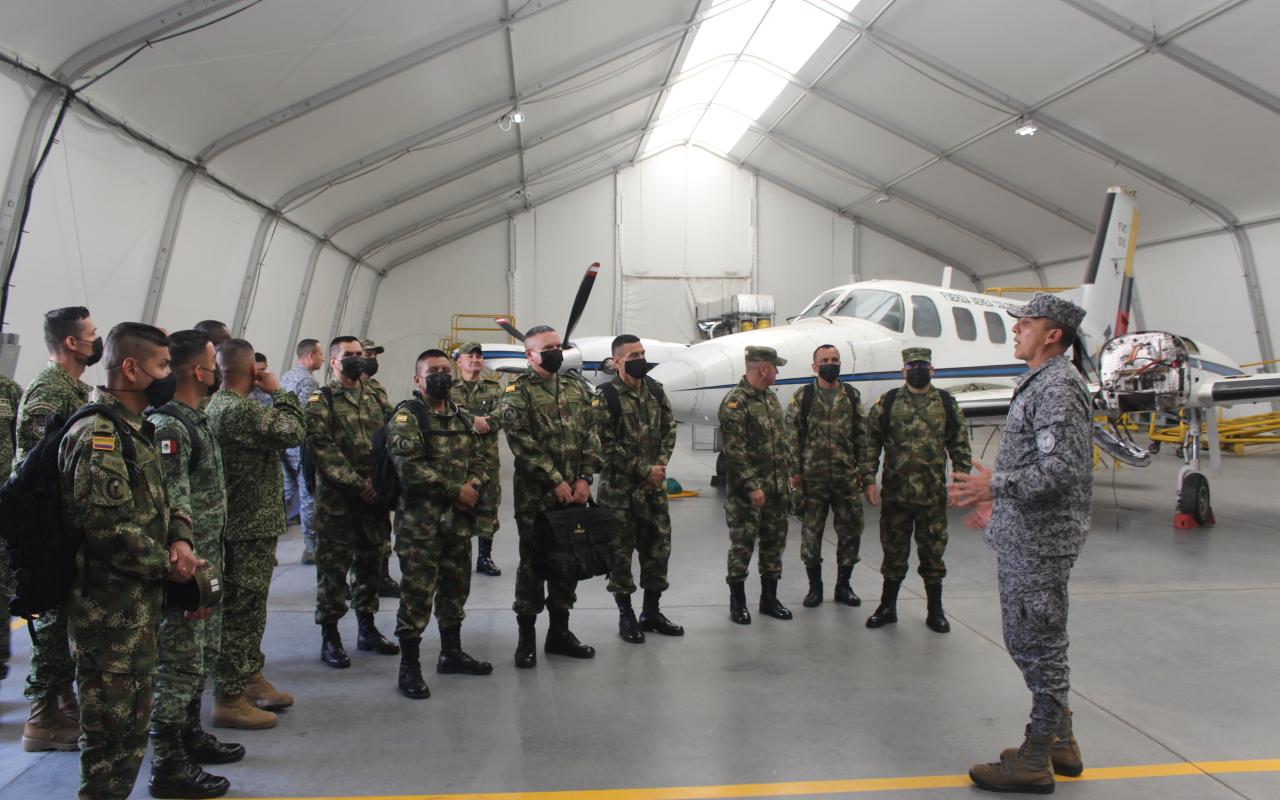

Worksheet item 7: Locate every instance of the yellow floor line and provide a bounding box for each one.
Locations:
[250,758,1280,800]
[8,618,23,632]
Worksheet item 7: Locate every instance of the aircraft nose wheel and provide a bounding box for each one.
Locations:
[1175,472,1214,528]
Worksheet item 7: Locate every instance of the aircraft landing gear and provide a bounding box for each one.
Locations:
[1173,408,1216,529]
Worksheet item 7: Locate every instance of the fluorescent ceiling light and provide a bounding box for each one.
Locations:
[1015,123,1037,136]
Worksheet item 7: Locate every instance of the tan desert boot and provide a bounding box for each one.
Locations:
[245,671,294,710]
[210,694,277,730]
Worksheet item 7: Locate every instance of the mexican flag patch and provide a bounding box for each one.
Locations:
[159,438,178,456]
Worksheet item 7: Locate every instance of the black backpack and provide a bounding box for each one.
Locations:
[300,387,333,494]
[794,381,861,451]
[878,387,959,443]
[598,377,665,427]
[370,398,466,511]
[146,402,205,467]
[0,404,137,623]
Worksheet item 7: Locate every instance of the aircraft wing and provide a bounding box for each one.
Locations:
[1190,373,1280,408]
[948,386,1013,422]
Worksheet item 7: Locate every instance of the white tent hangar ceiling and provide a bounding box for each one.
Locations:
[0,0,1277,388]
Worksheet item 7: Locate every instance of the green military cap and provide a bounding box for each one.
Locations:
[1007,292,1086,331]
[745,345,787,367]
[455,341,484,358]
[164,561,223,613]
[902,347,932,365]
[360,338,384,354]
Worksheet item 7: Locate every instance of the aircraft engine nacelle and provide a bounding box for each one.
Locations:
[1099,331,1192,414]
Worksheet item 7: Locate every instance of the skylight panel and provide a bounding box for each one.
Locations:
[683,0,770,70]
[717,61,788,120]
[693,107,752,155]
[743,0,841,74]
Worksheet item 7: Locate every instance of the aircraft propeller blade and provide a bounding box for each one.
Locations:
[562,262,600,343]
[495,317,524,340]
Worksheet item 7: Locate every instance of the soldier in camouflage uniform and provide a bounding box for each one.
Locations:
[387,349,495,699]
[17,306,98,751]
[786,344,866,610]
[147,331,241,798]
[360,338,399,598]
[718,345,796,625]
[208,339,306,730]
[500,325,602,668]
[598,334,683,643]
[863,347,971,633]
[308,336,399,668]
[58,322,200,800]
[952,294,1092,794]
[0,372,21,687]
[451,341,504,577]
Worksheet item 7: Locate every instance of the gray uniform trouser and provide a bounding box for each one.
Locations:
[997,555,1075,736]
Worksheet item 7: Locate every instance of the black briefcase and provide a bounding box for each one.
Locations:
[533,502,616,582]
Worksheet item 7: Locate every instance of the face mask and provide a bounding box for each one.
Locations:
[425,372,453,400]
[363,359,379,378]
[202,365,221,395]
[142,368,177,407]
[77,337,103,367]
[624,359,652,379]
[905,365,931,389]
[536,348,564,374]
[339,356,366,380]
[817,363,840,383]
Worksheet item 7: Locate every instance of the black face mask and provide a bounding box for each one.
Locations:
[425,372,453,400]
[142,369,177,408]
[623,359,652,379]
[339,356,366,380]
[363,359,379,378]
[203,365,221,395]
[536,348,564,374]
[77,337,104,367]
[817,363,841,383]
[905,365,932,389]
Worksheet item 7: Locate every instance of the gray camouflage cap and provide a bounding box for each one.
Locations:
[1007,292,1086,331]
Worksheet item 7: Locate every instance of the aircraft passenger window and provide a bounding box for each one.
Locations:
[952,307,977,341]
[984,311,1007,343]
[797,289,845,319]
[911,295,942,337]
[831,289,904,332]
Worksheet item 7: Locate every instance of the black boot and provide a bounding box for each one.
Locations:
[759,577,793,620]
[639,589,684,636]
[378,558,401,598]
[148,724,230,799]
[397,637,430,699]
[925,582,950,633]
[544,609,595,659]
[436,624,493,675]
[615,594,645,644]
[802,563,823,608]
[834,565,861,606]
[356,612,400,655]
[865,579,901,628]
[514,615,537,669]
[475,537,501,576]
[728,582,751,625]
[181,698,244,765]
[320,622,351,668]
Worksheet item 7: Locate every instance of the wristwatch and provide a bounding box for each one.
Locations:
[576,474,593,486]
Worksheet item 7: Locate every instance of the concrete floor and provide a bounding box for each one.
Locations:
[2,428,1278,799]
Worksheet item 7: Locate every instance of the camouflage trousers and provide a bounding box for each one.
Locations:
[602,485,671,595]
[152,607,221,726]
[315,507,389,624]
[24,603,76,701]
[0,546,10,674]
[215,538,277,698]
[76,667,153,800]
[998,555,1075,737]
[395,511,474,639]
[473,480,501,541]
[797,482,863,568]
[512,512,578,617]
[878,501,947,584]
[725,489,789,584]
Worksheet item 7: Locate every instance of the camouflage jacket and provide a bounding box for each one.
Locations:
[16,361,91,468]
[59,390,193,674]
[150,399,227,568]
[388,393,487,533]
[451,375,503,464]
[986,354,1093,559]
[786,381,866,486]
[718,378,794,498]
[0,374,22,476]
[208,388,305,540]
[364,377,390,411]
[500,370,602,516]
[305,380,392,516]
[863,384,971,506]
[597,375,676,501]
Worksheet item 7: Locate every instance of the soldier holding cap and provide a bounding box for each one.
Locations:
[952,293,1093,794]
[862,347,971,633]
[451,342,505,577]
[718,345,797,625]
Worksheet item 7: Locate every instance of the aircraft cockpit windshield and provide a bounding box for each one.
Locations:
[797,289,845,320]
[831,289,905,332]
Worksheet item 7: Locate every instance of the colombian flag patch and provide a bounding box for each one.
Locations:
[91,435,115,452]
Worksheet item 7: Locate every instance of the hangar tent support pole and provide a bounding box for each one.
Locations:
[614,170,624,335]
[142,165,200,325]
[324,259,360,382]
[851,220,861,284]
[358,273,383,340]
[507,216,518,334]
[1231,226,1276,373]
[0,85,64,319]
[282,239,325,368]
[232,212,277,337]
[749,173,759,295]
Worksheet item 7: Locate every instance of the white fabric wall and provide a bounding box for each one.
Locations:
[297,251,353,363]
[241,223,313,371]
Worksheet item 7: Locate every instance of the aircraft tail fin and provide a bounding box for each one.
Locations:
[1075,186,1140,357]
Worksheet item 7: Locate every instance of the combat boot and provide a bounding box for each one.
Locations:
[21,694,80,752]
[475,537,501,576]
[210,694,276,730]
[397,637,430,699]
[728,582,751,625]
[865,578,901,628]
[759,577,793,620]
[300,535,316,565]
[182,698,244,765]
[639,589,684,636]
[437,624,493,675]
[356,612,400,655]
[58,684,81,727]
[544,609,595,659]
[834,565,861,606]
[615,594,646,644]
[802,564,824,608]
[925,582,950,633]
[514,615,538,669]
[245,671,294,710]
[1000,712,1083,777]
[378,558,401,598]
[148,724,230,799]
[320,622,351,668]
[970,732,1056,794]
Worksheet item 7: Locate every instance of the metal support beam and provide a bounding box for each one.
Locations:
[633,0,708,161]
[142,165,200,324]
[502,0,530,209]
[327,258,360,357]
[358,272,384,340]
[232,212,277,335]
[282,239,325,368]
[613,170,624,334]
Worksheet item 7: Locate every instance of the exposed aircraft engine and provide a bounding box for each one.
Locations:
[1100,331,1190,414]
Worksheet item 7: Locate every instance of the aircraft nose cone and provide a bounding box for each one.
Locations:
[649,357,703,423]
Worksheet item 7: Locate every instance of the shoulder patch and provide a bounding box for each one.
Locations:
[91,434,115,452]
[159,437,178,456]
[591,398,600,407]
[395,413,410,423]
[504,384,517,393]
[727,401,739,409]
[307,392,323,403]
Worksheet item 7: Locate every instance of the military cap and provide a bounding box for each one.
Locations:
[455,341,484,357]
[360,338,385,354]
[902,347,932,365]
[1007,292,1086,331]
[745,345,787,367]
[164,561,223,613]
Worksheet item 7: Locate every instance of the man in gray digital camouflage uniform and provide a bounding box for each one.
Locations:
[950,293,1093,795]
